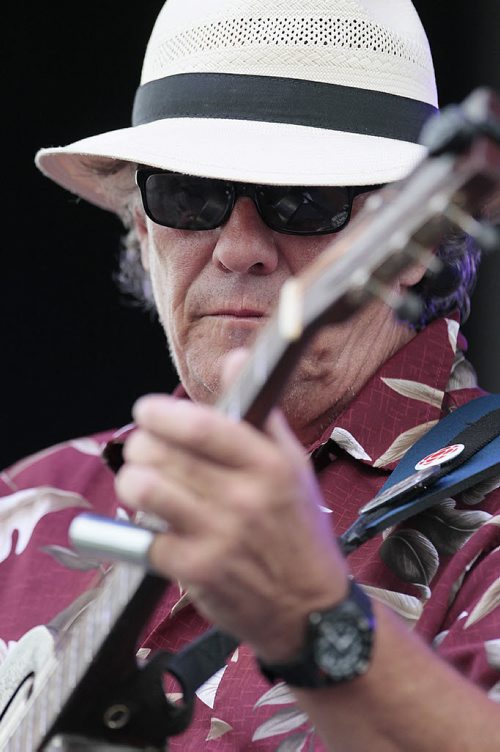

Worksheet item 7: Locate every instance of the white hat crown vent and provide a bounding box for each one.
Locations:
[141,1,436,102]
[143,16,427,77]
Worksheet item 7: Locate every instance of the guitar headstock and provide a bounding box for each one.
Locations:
[218,88,500,426]
[284,87,500,340]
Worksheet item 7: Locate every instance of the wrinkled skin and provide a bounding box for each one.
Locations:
[116,193,420,659]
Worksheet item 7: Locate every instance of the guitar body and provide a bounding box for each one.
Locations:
[0,625,168,750]
[0,626,56,746]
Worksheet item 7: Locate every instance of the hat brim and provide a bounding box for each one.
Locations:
[36,118,428,215]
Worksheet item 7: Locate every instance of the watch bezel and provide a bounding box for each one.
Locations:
[258,580,375,688]
[311,594,374,682]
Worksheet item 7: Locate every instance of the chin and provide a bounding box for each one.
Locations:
[180,361,225,405]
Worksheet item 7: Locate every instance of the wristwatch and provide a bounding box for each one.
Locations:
[258,580,375,688]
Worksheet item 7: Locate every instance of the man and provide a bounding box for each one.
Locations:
[1,0,500,749]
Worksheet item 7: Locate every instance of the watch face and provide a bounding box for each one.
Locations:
[313,606,373,681]
[258,582,375,689]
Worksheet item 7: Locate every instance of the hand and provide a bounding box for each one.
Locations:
[115,352,349,662]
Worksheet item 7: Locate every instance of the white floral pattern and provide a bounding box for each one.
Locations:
[465,578,500,628]
[252,708,309,742]
[373,420,438,468]
[0,638,18,669]
[0,487,91,564]
[362,584,426,626]
[445,318,460,353]
[196,666,228,709]
[329,427,372,461]
[206,717,233,740]
[381,378,444,409]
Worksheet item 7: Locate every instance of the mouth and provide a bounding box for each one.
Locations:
[208,309,267,320]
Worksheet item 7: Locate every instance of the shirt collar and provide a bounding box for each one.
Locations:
[103,316,461,475]
[309,315,461,472]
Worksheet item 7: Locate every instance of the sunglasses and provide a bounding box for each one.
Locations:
[135,168,378,236]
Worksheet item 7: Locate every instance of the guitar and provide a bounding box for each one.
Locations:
[1,87,499,751]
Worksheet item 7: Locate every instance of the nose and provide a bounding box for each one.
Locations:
[212,198,280,275]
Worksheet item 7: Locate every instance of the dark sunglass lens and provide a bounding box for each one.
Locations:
[143,173,231,230]
[257,186,351,234]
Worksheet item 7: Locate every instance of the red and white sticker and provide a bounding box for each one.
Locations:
[415,443,465,471]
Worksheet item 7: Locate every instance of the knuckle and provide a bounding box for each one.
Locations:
[229,479,268,524]
[123,430,148,462]
[229,479,256,510]
[115,464,159,509]
[124,430,166,465]
[115,465,134,497]
[177,549,215,586]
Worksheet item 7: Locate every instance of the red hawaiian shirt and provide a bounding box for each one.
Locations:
[1,315,500,750]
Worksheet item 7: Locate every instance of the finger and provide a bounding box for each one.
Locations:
[124,421,246,497]
[264,408,308,464]
[123,428,170,466]
[115,464,207,533]
[147,529,231,591]
[133,394,276,469]
[124,427,230,483]
[147,530,198,583]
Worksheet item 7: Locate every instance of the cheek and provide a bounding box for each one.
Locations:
[146,226,212,310]
[284,235,336,274]
[145,226,220,362]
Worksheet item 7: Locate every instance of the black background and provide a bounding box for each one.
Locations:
[3,1,500,469]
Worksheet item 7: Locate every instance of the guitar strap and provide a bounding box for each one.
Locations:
[380,394,500,491]
[167,394,500,698]
[341,394,500,552]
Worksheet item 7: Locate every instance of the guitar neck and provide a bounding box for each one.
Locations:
[216,312,305,426]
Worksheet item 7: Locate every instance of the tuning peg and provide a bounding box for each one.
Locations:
[420,104,476,157]
[443,204,500,253]
[394,290,424,323]
[400,239,443,275]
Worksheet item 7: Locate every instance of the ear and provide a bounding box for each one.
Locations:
[133,206,150,272]
[398,259,428,289]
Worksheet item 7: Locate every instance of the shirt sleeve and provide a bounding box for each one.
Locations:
[0,434,122,643]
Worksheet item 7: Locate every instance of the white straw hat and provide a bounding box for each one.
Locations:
[35,0,438,215]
